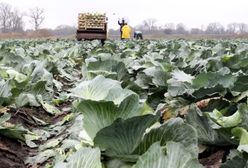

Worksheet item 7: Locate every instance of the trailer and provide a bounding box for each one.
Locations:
[76,13,107,43]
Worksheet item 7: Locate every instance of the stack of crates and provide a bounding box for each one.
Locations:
[78,13,106,30]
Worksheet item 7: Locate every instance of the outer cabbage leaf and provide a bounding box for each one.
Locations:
[133,142,202,168]
[71,75,134,104]
[94,115,159,161]
[54,147,102,168]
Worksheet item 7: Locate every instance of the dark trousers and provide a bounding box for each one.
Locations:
[134,33,143,40]
[136,34,143,40]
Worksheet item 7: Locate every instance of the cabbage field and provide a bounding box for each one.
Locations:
[1,39,248,168]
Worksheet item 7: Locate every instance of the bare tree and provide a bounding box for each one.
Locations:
[227,23,238,34]
[175,23,187,34]
[0,3,24,33]
[29,7,44,31]
[237,23,248,34]
[142,18,157,31]
[163,23,175,34]
[205,22,225,34]
[0,2,12,33]
[8,9,24,32]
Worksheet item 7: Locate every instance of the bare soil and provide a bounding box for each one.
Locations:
[0,105,70,168]
[0,136,28,168]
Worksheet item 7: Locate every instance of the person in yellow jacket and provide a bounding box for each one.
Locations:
[121,23,131,40]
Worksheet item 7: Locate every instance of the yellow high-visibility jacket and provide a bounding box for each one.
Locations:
[121,25,131,39]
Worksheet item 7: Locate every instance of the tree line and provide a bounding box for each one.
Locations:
[109,19,248,36]
[1,2,248,37]
[134,18,248,35]
[0,2,45,33]
[0,2,77,37]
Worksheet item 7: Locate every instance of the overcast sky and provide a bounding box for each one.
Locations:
[1,0,248,30]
